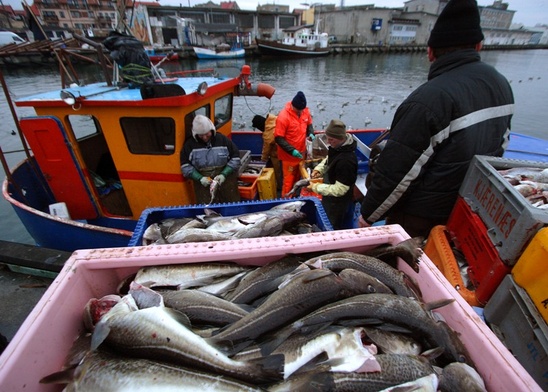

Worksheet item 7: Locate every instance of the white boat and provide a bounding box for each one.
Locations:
[256,24,329,57]
[193,44,245,60]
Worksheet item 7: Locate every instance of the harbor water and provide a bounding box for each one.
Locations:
[1,49,547,246]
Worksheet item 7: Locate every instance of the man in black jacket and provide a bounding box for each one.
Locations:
[359,0,514,237]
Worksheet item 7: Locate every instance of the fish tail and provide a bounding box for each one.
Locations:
[258,326,297,356]
[250,353,286,383]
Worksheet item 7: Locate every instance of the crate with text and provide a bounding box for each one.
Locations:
[459,155,548,266]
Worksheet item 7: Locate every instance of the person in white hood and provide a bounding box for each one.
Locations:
[180,115,241,204]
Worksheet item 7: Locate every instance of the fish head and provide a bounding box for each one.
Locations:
[338,268,393,295]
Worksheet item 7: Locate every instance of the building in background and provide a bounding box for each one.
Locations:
[6,0,541,48]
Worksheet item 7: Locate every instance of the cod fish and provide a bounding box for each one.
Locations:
[91,296,284,384]
[438,362,487,392]
[268,354,435,392]
[361,327,422,355]
[165,227,234,244]
[133,262,251,290]
[234,327,380,379]
[365,237,424,272]
[264,294,469,367]
[305,251,421,299]
[157,289,252,327]
[211,268,393,345]
[225,255,305,304]
[284,179,310,198]
[41,349,264,392]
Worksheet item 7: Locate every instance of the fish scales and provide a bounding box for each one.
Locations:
[305,251,421,299]
[210,268,391,344]
[328,354,435,392]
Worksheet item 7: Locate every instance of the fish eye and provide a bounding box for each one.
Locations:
[458,354,467,362]
[367,284,376,293]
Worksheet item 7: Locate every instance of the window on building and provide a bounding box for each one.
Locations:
[60,11,65,18]
[279,16,295,29]
[121,117,176,155]
[236,14,254,28]
[211,12,230,24]
[258,14,275,29]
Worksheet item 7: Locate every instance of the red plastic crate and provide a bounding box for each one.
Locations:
[238,175,258,200]
[446,197,511,305]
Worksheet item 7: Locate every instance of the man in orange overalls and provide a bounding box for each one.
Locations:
[274,91,315,197]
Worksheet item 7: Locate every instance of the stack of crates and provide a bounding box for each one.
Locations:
[426,155,548,305]
[425,155,548,388]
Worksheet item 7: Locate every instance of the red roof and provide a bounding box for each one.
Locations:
[220,1,239,10]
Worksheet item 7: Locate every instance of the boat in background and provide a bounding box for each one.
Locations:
[193,43,245,60]
[256,23,329,57]
[145,48,179,63]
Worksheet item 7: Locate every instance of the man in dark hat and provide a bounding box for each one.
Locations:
[307,119,358,229]
[274,91,316,197]
[359,0,514,238]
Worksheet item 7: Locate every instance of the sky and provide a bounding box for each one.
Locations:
[3,0,547,27]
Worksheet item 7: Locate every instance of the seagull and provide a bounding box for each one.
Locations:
[355,97,362,103]
[383,108,387,114]
[11,130,16,135]
[390,103,397,109]
[364,117,372,126]
[342,101,349,108]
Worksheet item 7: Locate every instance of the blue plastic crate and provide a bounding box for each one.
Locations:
[128,197,333,246]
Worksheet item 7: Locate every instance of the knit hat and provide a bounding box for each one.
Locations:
[325,119,346,140]
[252,115,266,132]
[291,91,307,110]
[192,114,216,139]
[427,0,484,49]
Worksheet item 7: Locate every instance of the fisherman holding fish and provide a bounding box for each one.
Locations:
[307,119,358,229]
[359,0,514,238]
[275,91,316,197]
[181,114,241,204]
[252,113,282,192]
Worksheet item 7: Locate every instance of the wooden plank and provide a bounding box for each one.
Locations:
[0,240,71,273]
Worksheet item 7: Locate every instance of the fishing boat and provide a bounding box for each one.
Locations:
[146,48,179,63]
[1,42,276,252]
[256,24,329,57]
[193,44,245,60]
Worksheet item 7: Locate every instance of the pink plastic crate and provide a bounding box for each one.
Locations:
[0,225,542,391]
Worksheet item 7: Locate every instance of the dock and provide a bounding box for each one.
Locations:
[0,241,71,352]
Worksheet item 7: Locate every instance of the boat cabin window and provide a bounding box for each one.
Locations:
[68,115,101,140]
[120,117,176,155]
[184,107,210,139]
[214,94,232,128]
